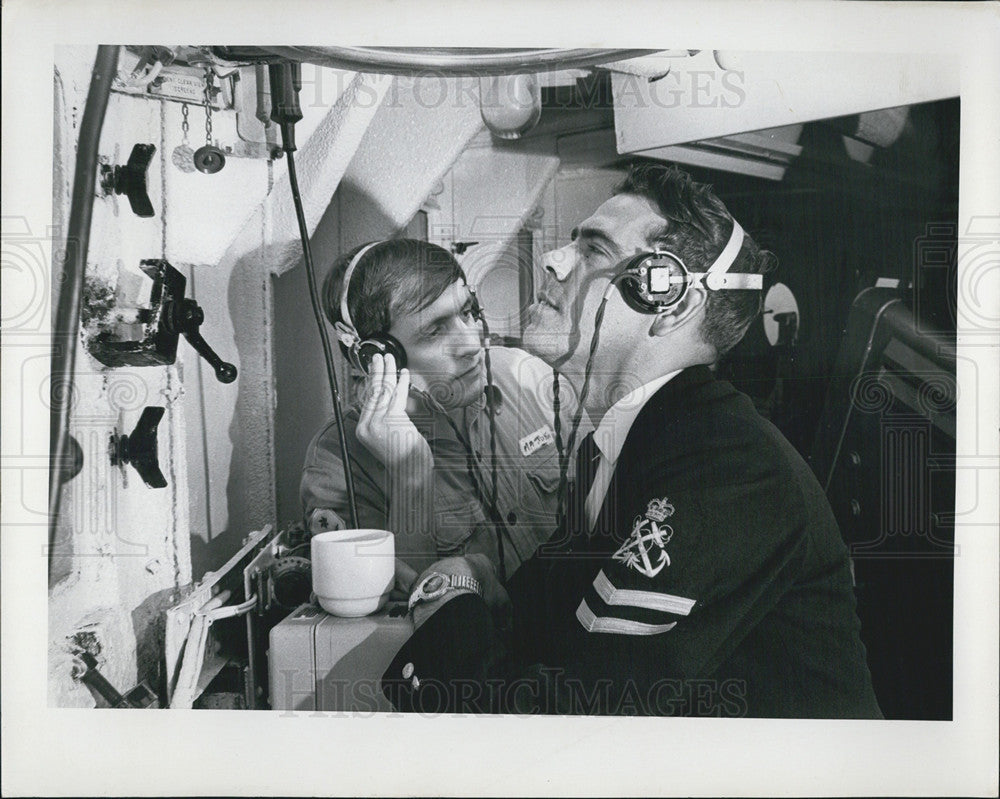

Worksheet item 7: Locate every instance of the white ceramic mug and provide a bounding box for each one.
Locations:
[311,529,395,617]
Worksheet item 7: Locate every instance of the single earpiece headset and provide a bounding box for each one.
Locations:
[332,240,487,375]
[614,218,762,313]
[550,217,763,549]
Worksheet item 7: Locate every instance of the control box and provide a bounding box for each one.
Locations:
[268,603,413,713]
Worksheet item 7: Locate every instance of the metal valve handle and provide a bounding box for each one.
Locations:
[100,143,156,217]
[163,297,238,383]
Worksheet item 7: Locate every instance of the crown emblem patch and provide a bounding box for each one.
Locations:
[645,497,674,523]
[613,497,675,578]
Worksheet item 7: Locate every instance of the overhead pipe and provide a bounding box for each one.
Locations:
[211,47,659,76]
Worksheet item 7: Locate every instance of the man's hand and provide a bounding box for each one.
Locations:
[390,558,420,602]
[355,354,433,477]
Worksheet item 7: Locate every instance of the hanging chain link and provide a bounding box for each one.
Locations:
[180,102,190,145]
[203,68,214,147]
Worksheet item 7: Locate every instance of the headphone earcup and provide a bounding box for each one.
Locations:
[355,335,408,375]
[616,250,687,314]
[619,277,665,314]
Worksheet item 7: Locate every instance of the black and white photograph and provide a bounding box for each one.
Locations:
[2,2,998,796]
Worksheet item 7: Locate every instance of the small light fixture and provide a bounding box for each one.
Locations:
[479,74,542,140]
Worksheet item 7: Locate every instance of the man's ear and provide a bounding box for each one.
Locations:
[648,287,707,338]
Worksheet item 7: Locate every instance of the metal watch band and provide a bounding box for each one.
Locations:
[448,574,482,595]
[408,571,483,612]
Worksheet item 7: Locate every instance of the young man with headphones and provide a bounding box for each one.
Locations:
[300,238,574,576]
[384,164,882,718]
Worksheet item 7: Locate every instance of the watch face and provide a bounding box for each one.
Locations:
[424,574,445,593]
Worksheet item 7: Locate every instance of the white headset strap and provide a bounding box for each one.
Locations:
[337,241,381,345]
[707,218,744,274]
[703,218,762,291]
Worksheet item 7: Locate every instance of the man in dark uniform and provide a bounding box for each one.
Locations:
[384,164,882,718]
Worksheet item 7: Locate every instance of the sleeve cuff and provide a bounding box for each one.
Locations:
[382,592,499,713]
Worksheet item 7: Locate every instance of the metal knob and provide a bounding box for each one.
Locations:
[100,143,156,217]
[193,144,226,174]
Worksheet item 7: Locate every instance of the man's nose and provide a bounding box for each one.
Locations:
[542,244,576,282]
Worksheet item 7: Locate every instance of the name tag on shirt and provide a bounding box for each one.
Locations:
[519,425,555,457]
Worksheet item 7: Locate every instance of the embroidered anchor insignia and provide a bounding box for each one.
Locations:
[613,497,675,577]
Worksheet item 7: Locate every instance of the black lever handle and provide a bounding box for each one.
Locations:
[88,259,240,384]
[77,652,134,708]
[75,651,158,708]
[101,143,156,217]
[163,298,238,383]
[773,311,799,348]
[109,406,167,488]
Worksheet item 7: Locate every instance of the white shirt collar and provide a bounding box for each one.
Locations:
[591,370,681,464]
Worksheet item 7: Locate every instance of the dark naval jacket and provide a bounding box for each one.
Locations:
[383,365,883,717]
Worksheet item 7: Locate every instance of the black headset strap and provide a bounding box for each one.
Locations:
[410,277,511,579]
[431,398,514,572]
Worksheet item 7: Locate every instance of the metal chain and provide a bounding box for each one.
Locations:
[203,68,214,146]
[180,102,190,145]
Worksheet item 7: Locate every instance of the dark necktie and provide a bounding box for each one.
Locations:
[550,431,600,553]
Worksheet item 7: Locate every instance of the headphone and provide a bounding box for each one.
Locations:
[332,241,490,375]
[614,218,762,313]
[332,242,411,374]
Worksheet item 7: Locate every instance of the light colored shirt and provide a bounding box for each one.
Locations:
[301,347,577,574]
[584,370,681,531]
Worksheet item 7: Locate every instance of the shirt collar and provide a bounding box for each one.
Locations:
[470,383,503,413]
[592,370,682,464]
[414,382,502,429]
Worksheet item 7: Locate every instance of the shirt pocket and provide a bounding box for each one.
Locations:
[519,449,562,523]
[526,451,560,493]
[431,495,485,553]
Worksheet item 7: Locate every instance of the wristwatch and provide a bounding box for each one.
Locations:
[407,571,483,613]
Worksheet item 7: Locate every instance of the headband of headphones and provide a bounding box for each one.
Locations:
[333,241,381,348]
[332,239,484,347]
[672,217,760,290]
[704,218,754,288]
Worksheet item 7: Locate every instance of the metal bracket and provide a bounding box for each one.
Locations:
[232,65,282,160]
[164,525,273,706]
[240,526,309,708]
[73,651,158,708]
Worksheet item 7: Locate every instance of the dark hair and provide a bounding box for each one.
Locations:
[322,239,464,339]
[616,163,776,355]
